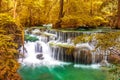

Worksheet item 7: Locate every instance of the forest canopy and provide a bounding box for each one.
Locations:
[0,0,120,28]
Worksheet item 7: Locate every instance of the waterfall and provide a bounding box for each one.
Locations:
[19,28,110,66]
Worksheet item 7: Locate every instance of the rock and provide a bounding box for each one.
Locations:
[74,47,92,64]
[39,57,44,60]
[36,54,44,60]
[94,54,104,63]
[100,60,109,67]
[108,54,120,64]
[32,29,41,34]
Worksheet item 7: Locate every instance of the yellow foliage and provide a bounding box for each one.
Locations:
[74,31,120,51]
[0,13,21,80]
[0,32,21,80]
[74,34,93,45]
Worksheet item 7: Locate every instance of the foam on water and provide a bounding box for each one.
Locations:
[19,41,70,67]
[74,64,100,69]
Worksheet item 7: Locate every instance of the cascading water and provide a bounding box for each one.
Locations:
[19,28,109,67]
[18,28,109,80]
[19,29,68,66]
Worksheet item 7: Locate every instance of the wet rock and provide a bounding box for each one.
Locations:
[100,60,109,67]
[74,47,92,64]
[50,46,74,62]
[94,54,104,63]
[32,29,41,34]
[108,54,120,64]
[36,54,44,60]
[108,48,120,64]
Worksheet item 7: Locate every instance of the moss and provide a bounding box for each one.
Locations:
[73,34,93,45]
[105,64,120,80]
[25,35,39,42]
[49,42,75,55]
[49,42,75,48]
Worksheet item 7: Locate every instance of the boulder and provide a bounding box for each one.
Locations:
[108,54,120,64]
[100,60,109,67]
[36,54,44,60]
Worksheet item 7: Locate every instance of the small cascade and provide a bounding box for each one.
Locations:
[50,46,74,62]
[19,42,40,65]
[74,43,93,64]
[35,42,42,53]
[20,27,111,66]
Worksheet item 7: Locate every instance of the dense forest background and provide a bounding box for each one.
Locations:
[1,0,120,28]
[0,0,120,80]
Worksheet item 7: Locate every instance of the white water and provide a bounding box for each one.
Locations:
[74,64,100,69]
[19,41,68,66]
[19,28,105,68]
[76,43,94,50]
[19,28,70,66]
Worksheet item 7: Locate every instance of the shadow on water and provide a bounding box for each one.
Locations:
[19,64,107,80]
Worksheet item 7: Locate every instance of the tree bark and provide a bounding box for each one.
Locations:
[90,0,93,16]
[28,7,32,26]
[53,0,64,28]
[13,0,17,19]
[116,0,120,29]
[0,0,2,7]
[59,0,64,20]
[0,0,2,11]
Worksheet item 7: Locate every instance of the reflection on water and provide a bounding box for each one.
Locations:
[19,64,107,80]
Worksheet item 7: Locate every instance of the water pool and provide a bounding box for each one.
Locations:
[19,64,107,80]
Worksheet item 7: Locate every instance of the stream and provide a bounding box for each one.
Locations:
[18,27,109,80]
[19,64,107,80]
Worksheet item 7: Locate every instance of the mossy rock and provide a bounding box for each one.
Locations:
[25,35,39,42]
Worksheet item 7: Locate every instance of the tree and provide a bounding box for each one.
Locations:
[53,0,64,28]
[13,0,17,19]
[117,0,120,29]
[0,13,22,80]
[0,0,2,10]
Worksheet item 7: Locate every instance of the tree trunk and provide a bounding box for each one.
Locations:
[28,7,32,26]
[116,0,120,29]
[114,0,120,29]
[53,0,64,28]
[13,0,17,19]
[0,0,2,7]
[22,29,25,61]
[0,0,2,11]
[90,0,93,16]
[59,0,64,20]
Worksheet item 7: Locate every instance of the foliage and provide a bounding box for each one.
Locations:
[106,64,120,80]
[0,13,15,26]
[100,0,118,17]
[25,34,39,42]
[74,34,93,45]
[0,13,21,80]
[0,0,119,28]
[0,29,21,80]
[74,31,120,50]
[0,13,22,43]
[94,31,120,50]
